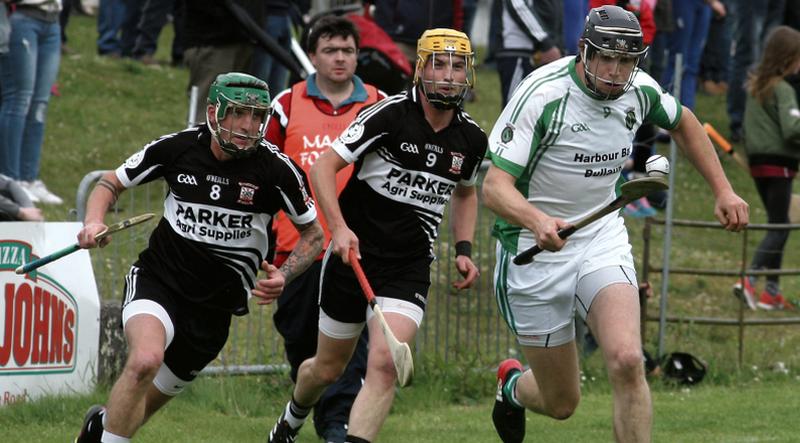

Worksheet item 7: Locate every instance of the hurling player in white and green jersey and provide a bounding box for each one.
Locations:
[482,6,749,443]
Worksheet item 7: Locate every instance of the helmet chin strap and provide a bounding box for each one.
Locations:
[207,119,259,159]
[419,82,466,110]
[581,46,630,100]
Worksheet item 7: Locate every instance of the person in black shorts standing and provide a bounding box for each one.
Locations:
[267,28,487,443]
[73,72,324,443]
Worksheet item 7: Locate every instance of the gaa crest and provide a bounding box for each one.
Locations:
[625,107,636,130]
[237,182,259,205]
[449,152,465,174]
[501,123,514,143]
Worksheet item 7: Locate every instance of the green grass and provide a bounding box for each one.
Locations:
[8,12,800,442]
[2,368,800,442]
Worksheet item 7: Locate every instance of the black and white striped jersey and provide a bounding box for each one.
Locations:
[331,88,488,260]
[115,125,316,315]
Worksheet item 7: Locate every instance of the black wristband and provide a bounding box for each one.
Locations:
[455,241,472,258]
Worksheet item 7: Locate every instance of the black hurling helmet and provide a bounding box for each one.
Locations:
[581,5,648,100]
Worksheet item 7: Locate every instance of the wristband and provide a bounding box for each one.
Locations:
[454,241,472,258]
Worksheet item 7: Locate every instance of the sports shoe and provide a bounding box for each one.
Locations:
[16,180,40,203]
[733,278,757,310]
[757,292,796,311]
[74,404,105,443]
[624,198,657,218]
[268,412,300,443]
[29,180,64,205]
[492,359,525,443]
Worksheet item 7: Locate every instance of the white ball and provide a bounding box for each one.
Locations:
[645,155,670,177]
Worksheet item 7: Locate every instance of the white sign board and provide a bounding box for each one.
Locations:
[0,222,100,406]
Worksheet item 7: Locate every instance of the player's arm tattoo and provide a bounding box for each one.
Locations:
[94,178,120,207]
[280,219,324,283]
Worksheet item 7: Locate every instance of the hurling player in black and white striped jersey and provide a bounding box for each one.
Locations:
[267,29,487,443]
[73,73,323,443]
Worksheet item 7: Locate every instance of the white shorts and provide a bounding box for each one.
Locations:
[319,296,424,340]
[494,220,637,347]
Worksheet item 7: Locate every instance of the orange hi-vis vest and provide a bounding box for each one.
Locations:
[273,80,380,263]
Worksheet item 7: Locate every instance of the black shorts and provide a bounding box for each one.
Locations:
[122,265,232,381]
[319,252,432,324]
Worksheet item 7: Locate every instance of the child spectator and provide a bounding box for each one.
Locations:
[734,26,800,311]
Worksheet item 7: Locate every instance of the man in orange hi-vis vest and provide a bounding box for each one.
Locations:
[265,15,386,443]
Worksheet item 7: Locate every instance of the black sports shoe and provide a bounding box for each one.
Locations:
[267,412,300,443]
[492,359,525,443]
[74,404,105,443]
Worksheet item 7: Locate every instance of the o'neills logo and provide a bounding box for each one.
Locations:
[0,241,78,374]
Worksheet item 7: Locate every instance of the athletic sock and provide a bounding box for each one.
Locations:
[100,430,130,443]
[502,371,524,409]
[345,435,371,443]
[284,397,311,429]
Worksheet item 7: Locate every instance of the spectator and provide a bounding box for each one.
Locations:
[0,0,64,205]
[266,15,386,443]
[96,0,139,57]
[183,0,263,124]
[0,174,43,221]
[648,0,674,82]
[661,0,725,111]
[251,0,294,95]
[484,0,503,66]
[726,0,786,142]
[786,0,800,30]
[495,0,563,106]
[734,26,800,311]
[132,0,185,66]
[372,0,463,67]
[0,2,9,55]
[60,0,72,53]
[462,0,478,37]
[699,0,731,95]
[563,0,589,55]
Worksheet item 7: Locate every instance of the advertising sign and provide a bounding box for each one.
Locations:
[0,222,100,406]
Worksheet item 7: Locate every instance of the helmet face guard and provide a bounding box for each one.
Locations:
[581,6,648,100]
[207,73,271,159]
[414,28,475,110]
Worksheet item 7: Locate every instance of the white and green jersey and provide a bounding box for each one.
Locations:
[488,56,682,256]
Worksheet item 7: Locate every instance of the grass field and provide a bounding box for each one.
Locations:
[3,12,799,442]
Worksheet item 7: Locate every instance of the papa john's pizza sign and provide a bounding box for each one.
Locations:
[0,222,100,406]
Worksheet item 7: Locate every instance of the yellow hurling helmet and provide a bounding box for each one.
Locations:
[414,28,475,109]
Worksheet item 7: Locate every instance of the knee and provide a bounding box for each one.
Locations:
[549,403,578,421]
[544,394,579,420]
[30,102,49,122]
[368,349,398,385]
[311,359,346,386]
[124,349,164,383]
[2,89,32,110]
[607,348,645,383]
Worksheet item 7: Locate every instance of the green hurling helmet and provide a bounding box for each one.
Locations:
[207,72,272,159]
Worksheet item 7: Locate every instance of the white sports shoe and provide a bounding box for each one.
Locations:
[17,181,41,203]
[27,180,63,205]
